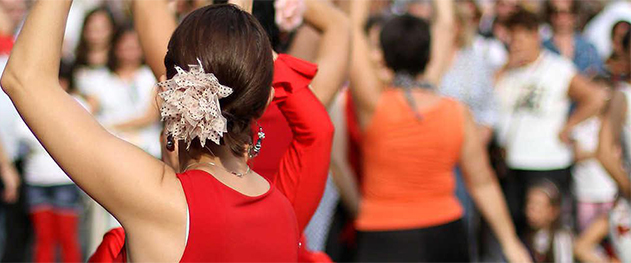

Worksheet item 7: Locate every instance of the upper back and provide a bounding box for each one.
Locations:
[176,170,300,262]
[362,89,465,186]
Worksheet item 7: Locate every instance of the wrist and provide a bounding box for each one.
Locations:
[498,231,520,249]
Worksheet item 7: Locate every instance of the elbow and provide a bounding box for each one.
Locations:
[316,117,335,145]
[594,89,608,113]
[0,67,22,96]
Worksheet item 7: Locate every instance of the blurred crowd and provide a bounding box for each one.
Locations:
[0,0,629,262]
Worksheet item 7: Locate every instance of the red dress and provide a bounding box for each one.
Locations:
[88,54,334,262]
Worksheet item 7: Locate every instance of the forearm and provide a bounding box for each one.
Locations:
[574,249,606,263]
[566,101,603,130]
[132,0,176,79]
[113,104,160,131]
[574,216,609,263]
[0,141,13,169]
[598,150,631,197]
[0,4,12,35]
[424,0,455,85]
[348,0,380,120]
[304,0,350,107]
[1,0,71,94]
[330,158,360,218]
[469,176,520,247]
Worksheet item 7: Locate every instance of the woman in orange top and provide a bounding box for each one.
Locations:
[349,1,530,262]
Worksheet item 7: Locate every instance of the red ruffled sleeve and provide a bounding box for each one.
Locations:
[87,227,127,263]
[271,54,334,233]
[272,54,319,102]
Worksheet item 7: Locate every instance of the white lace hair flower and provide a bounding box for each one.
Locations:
[158,58,233,149]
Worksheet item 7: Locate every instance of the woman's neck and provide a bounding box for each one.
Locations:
[86,44,109,67]
[553,31,575,59]
[181,146,249,175]
[115,64,140,81]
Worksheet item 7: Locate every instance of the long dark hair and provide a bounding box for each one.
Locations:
[164,4,274,157]
[75,7,116,68]
[106,24,142,73]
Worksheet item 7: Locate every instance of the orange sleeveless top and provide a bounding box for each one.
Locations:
[356,89,465,231]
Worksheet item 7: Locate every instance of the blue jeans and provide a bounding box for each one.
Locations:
[27,184,81,213]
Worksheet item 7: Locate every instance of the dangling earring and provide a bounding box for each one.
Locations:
[249,122,265,159]
[166,135,175,152]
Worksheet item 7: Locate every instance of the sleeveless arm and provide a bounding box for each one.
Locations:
[1,0,182,226]
[348,0,382,127]
[132,0,176,79]
[272,55,334,232]
[597,90,631,198]
[458,106,532,263]
[303,0,350,108]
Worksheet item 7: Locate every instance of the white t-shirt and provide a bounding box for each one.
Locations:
[571,117,618,202]
[77,66,161,157]
[0,55,21,161]
[496,50,577,170]
[15,95,90,186]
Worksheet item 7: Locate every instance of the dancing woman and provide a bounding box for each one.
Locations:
[132,0,347,233]
[1,1,332,262]
[349,0,530,262]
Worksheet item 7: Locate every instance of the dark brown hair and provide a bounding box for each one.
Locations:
[106,24,143,73]
[75,7,116,68]
[165,4,274,157]
[505,7,540,32]
[380,14,431,76]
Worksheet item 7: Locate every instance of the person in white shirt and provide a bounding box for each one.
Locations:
[494,8,606,235]
[576,39,631,261]
[570,76,618,232]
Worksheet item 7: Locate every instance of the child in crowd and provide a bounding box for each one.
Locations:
[524,179,573,263]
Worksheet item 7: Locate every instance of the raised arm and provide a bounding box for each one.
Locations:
[272,55,334,232]
[0,0,182,226]
[329,91,360,218]
[423,0,456,86]
[348,0,383,127]
[303,0,350,108]
[458,109,532,263]
[132,0,177,79]
[597,90,631,198]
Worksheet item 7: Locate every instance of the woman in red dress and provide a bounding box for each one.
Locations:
[1,1,333,262]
